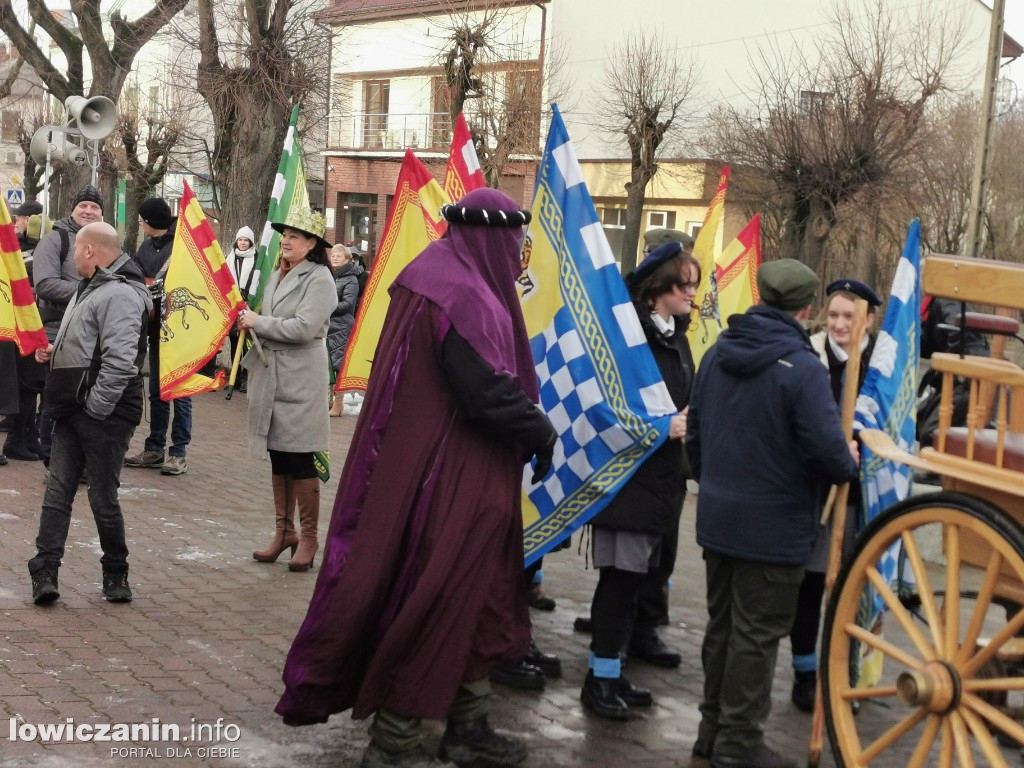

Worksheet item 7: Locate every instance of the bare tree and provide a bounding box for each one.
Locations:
[100,88,190,253]
[434,2,568,191]
[705,0,966,275]
[0,0,190,212]
[189,0,326,242]
[599,34,700,274]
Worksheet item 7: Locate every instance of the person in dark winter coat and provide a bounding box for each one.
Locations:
[123,198,190,477]
[327,244,360,373]
[686,259,859,768]
[27,222,151,606]
[581,241,698,721]
[31,185,105,465]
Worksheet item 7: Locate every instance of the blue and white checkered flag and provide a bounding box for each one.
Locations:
[519,105,675,566]
[851,218,922,686]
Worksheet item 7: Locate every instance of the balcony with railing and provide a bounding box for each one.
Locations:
[328,111,453,152]
[327,110,541,156]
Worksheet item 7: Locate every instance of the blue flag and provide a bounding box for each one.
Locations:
[519,105,675,566]
[851,218,922,686]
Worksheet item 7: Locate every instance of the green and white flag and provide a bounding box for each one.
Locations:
[251,104,309,312]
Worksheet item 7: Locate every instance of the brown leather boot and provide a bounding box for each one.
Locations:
[253,475,299,562]
[329,392,343,417]
[289,477,320,572]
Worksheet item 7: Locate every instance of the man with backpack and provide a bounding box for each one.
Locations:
[32,185,105,466]
[122,197,191,476]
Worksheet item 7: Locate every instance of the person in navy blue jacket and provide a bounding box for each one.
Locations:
[685,258,859,768]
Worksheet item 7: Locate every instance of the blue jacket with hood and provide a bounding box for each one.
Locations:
[685,304,858,565]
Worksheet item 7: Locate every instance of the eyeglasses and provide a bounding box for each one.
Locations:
[680,280,700,290]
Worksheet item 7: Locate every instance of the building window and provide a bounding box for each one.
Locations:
[600,208,626,258]
[362,79,390,149]
[647,210,676,230]
[338,192,377,257]
[687,221,702,239]
[6,150,19,164]
[148,86,160,120]
[799,90,833,115]
[1,109,18,142]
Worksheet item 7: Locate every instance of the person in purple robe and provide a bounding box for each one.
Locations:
[275,187,557,768]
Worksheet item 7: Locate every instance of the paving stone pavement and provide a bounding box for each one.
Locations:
[0,393,1011,767]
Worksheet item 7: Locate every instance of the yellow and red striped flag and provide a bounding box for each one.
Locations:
[444,113,485,201]
[0,197,47,356]
[158,181,246,399]
[337,149,447,391]
[715,213,761,325]
[688,167,730,367]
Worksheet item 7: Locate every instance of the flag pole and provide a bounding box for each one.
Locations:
[808,298,868,767]
[224,330,247,400]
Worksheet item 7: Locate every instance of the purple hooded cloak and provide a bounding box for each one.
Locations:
[275,188,535,724]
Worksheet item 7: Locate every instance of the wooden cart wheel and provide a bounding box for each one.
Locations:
[822,492,1024,767]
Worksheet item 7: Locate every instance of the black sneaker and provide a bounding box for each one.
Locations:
[439,717,527,767]
[31,568,59,604]
[102,571,133,603]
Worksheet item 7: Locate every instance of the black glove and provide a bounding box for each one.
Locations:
[530,434,556,485]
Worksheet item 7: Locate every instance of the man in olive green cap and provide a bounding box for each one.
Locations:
[684,258,860,768]
[643,227,695,255]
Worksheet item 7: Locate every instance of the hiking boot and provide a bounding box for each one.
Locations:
[791,670,816,713]
[360,743,453,768]
[439,717,527,767]
[31,568,59,605]
[102,571,133,603]
[124,449,164,468]
[161,456,187,476]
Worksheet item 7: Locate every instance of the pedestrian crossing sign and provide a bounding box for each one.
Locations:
[5,187,24,206]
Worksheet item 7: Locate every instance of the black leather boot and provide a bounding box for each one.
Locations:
[580,670,628,720]
[439,717,527,767]
[489,659,545,690]
[524,640,561,678]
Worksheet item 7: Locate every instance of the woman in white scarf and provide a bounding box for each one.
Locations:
[228,226,259,300]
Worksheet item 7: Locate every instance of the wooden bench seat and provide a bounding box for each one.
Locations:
[945,428,1024,473]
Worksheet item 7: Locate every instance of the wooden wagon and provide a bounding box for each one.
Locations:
[821,254,1024,767]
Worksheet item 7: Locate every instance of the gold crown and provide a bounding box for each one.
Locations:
[274,207,326,240]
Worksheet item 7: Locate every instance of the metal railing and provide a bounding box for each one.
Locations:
[328,112,453,151]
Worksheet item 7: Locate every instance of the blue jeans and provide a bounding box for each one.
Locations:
[144,344,192,457]
[29,411,134,574]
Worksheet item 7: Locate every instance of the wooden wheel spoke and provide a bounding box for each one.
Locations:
[955,552,1002,666]
[901,531,946,655]
[866,565,937,661]
[840,685,899,701]
[949,711,975,768]
[964,609,1024,678]
[859,707,928,763]
[939,718,953,768]
[844,622,923,671]
[964,677,1024,693]
[943,525,961,661]
[907,715,942,768]
[960,704,1010,768]
[963,692,1024,747]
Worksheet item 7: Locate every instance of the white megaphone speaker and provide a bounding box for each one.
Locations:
[30,126,90,167]
[64,95,116,141]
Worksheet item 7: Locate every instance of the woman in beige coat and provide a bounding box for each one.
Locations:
[238,208,336,572]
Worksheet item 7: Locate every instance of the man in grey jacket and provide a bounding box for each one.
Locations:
[28,222,151,606]
[31,185,105,465]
